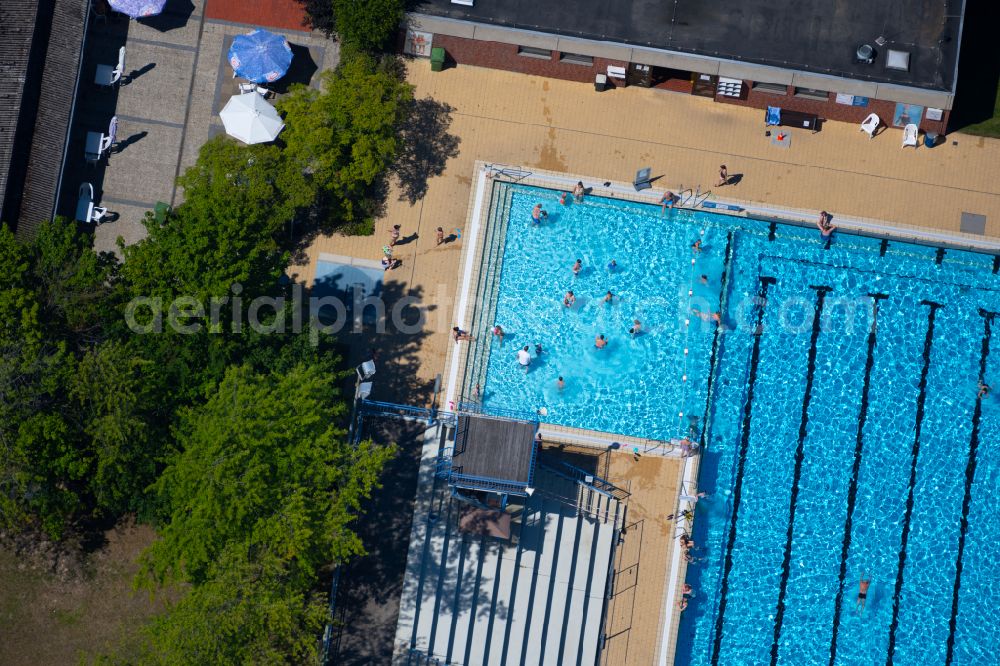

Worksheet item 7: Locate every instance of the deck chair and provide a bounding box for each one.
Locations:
[860,113,880,139]
[90,207,109,223]
[95,46,125,87]
[765,106,781,126]
[239,82,271,97]
[901,123,919,148]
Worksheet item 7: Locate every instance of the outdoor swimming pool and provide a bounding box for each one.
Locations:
[460,181,1000,665]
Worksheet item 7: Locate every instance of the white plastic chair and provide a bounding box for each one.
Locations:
[90,207,109,223]
[901,123,919,148]
[860,113,880,139]
[95,46,125,87]
[239,82,271,97]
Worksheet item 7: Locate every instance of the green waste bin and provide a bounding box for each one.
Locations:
[431,47,445,72]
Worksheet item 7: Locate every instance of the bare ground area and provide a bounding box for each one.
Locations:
[0,520,165,665]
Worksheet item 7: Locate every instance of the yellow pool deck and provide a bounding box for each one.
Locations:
[297,62,1000,665]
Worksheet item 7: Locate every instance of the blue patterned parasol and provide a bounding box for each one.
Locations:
[228,29,293,84]
[108,0,166,18]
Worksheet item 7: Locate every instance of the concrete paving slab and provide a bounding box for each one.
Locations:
[102,121,182,204]
[114,43,196,125]
[92,203,151,255]
[126,5,205,49]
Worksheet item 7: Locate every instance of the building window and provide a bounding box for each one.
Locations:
[752,82,788,95]
[559,52,593,66]
[794,87,829,101]
[517,46,551,59]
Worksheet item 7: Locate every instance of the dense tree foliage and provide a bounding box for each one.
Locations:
[139,364,393,586]
[297,0,404,54]
[3,46,411,664]
[141,543,330,665]
[332,0,405,54]
[0,222,126,537]
[278,55,412,234]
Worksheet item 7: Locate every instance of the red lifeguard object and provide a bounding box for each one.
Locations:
[560,192,568,205]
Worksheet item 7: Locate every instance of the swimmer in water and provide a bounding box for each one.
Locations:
[563,290,576,307]
[856,574,871,612]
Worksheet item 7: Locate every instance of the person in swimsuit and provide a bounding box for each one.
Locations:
[817,211,837,239]
[573,181,585,202]
[857,574,871,612]
[572,258,582,276]
[563,290,576,307]
[517,346,532,373]
[595,334,608,349]
[604,290,614,304]
[661,191,679,211]
[452,327,474,342]
[531,204,547,224]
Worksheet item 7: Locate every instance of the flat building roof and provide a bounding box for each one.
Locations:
[414,0,964,93]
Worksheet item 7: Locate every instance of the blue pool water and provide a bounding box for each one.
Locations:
[466,183,1000,665]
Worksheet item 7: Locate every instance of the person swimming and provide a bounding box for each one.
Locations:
[857,574,871,612]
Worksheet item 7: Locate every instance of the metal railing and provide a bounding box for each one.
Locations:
[550,460,631,501]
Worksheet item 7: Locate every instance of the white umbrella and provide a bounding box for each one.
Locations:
[219,92,285,144]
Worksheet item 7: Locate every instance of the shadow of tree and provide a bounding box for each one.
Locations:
[392,97,461,205]
[330,417,427,665]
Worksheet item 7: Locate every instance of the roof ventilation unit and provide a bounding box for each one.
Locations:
[856,44,875,64]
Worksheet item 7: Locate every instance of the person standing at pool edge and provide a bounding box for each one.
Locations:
[573,181,585,202]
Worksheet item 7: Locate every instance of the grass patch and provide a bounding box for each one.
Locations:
[957,87,1000,138]
[0,522,167,666]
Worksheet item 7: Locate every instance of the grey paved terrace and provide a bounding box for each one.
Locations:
[57,0,338,254]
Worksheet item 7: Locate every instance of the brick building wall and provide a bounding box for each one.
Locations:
[427,34,949,136]
[431,34,626,85]
[713,83,949,135]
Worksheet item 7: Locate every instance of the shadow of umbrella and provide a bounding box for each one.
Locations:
[266,43,319,94]
[137,0,195,32]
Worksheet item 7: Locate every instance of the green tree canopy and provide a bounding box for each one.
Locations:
[332,0,404,54]
[277,54,413,233]
[139,363,394,586]
[140,542,329,665]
